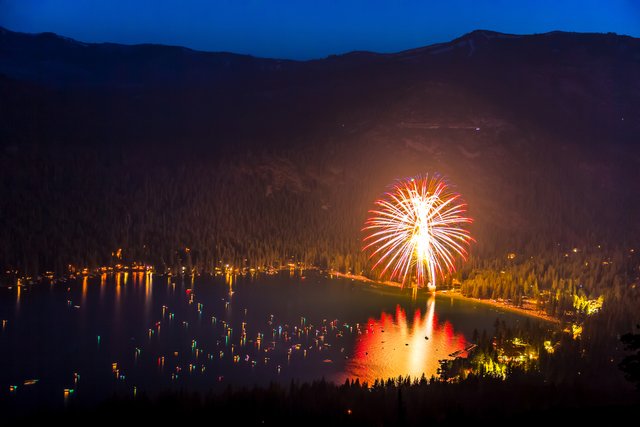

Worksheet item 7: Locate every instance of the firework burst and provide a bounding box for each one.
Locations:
[363,175,473,290]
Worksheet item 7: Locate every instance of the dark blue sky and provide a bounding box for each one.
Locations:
[1,0,638,59]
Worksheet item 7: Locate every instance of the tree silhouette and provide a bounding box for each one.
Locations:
[620,325,640,390]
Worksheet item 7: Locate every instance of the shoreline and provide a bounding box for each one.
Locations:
[329,271,560,324]
[436,289,560,324]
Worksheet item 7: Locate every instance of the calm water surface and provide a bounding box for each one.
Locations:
[0,270,538,408]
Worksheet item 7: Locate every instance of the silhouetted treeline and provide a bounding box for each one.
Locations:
[7,373,639,426]
[621,326,640,390]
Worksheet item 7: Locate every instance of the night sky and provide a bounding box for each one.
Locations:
[1,0,639,59]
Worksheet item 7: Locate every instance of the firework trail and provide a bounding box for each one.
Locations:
[363,175,473,290]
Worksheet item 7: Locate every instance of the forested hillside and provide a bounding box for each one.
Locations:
[1,28,639,284]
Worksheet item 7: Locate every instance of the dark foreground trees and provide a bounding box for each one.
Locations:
[8,374,639,426]
[621,325,640,390]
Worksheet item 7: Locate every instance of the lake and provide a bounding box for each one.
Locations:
[0,270,539,409]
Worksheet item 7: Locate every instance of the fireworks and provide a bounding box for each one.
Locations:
[363,175,473,290]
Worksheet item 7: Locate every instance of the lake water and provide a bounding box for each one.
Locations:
[0,270,538,409]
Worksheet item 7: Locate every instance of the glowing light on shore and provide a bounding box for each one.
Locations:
[363,175,472,291]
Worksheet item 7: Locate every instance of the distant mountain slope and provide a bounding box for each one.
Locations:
[1,27,639,145]
[0,27,638,275]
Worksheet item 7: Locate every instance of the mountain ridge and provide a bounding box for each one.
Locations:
[0,26,638,275]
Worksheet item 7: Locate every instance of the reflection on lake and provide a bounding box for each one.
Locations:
[0,271,536,409]
[343,297,467,385]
